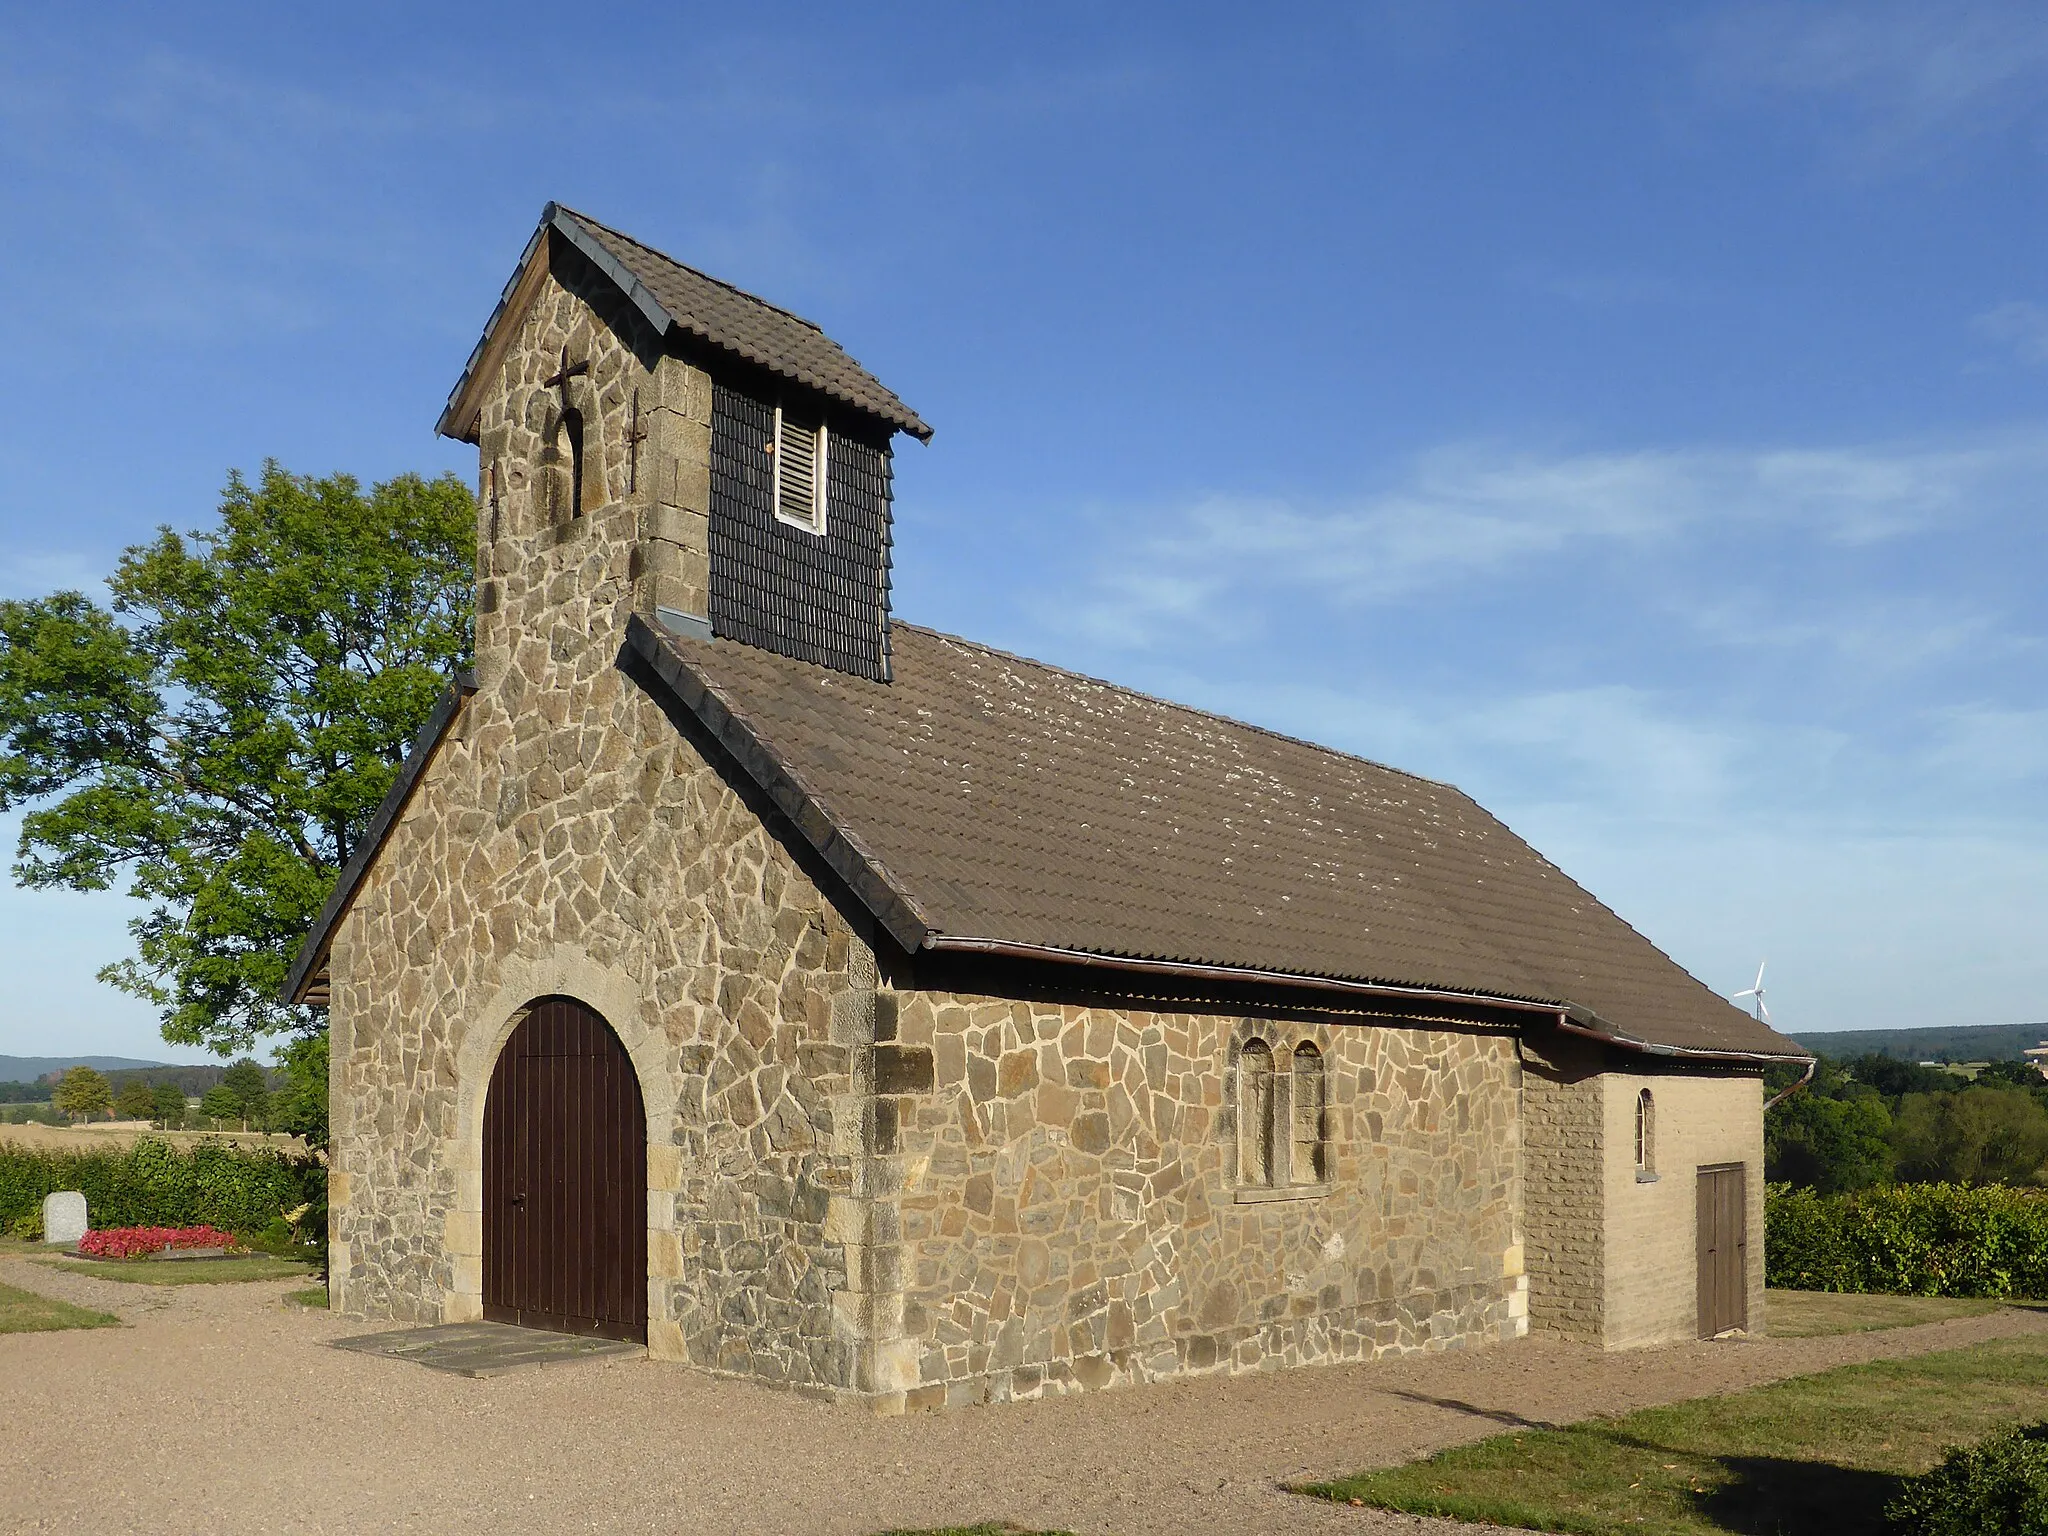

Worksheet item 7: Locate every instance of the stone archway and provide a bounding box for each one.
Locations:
[443,946,683,1355]
[482,995,647,1341]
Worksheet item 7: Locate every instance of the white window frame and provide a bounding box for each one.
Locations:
[771,405,829,535]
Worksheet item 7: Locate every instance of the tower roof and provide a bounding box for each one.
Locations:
[438,203,931,444]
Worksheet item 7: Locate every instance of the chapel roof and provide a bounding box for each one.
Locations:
[625,615,1808,1062]
[437,203,931,443]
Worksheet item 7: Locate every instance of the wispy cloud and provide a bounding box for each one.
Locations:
[1922,704,2048,786]
[1691,1,2048,167]
[1974,300,2048,364]
[1059,430,2048,650]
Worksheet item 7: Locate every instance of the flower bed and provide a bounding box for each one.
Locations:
[76,1224,240,1260]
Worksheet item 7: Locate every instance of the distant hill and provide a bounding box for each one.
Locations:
[1792,1023,2048,1064]
[0,1054,182,1082]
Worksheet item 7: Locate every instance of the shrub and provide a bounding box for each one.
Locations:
[1888,1420,2048,1535]
[0,1139,323,1244]
[7,1209,41,1242]
[1768,1182,2048,1297]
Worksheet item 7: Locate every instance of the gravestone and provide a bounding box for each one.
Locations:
[42,1191,87,1247]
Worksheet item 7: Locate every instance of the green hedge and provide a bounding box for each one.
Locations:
[0,1140,324,1239]
[1768,1182,2048,1298]
[1888,1419,2048,1535]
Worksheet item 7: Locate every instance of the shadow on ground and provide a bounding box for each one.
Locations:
[1689,1453,1902,1534]
[1382,1389,1563,1432]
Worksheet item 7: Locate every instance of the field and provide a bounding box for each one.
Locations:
[0,1120,307,1154]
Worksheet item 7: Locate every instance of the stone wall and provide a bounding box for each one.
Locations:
[471,243,714,630]
[328,249,881,1394]
[873,991,1527,1409]
[1520,1032,1605,1341]
[1601,1067,1766,1349]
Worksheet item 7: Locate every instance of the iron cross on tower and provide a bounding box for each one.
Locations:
[542,346,588,403]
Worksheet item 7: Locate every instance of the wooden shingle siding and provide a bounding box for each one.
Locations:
[709,381,894,682]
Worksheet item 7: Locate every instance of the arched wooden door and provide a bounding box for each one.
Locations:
[483,997,648,1342]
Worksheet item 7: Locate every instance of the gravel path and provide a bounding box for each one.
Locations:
[5,1253,2045,1536]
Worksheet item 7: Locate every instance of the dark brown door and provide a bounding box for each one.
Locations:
[483,997,647,1342]
[1696,1163,1748,1338]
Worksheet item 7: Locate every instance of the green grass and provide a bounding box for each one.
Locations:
[1300,1333,2048,1536]
[284,1284,329,1308]
[0,1279,119,1333]
[1769,1288,2008,1337]
[36,1254,313,1286]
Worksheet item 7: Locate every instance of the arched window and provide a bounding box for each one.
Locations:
[547,407,587,521]
[1239,1038,1275,1187]
[1635,1088,1656,1176]
[1291,1042,1327,1183]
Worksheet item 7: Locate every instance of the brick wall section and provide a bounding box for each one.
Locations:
[1520,1033,1605,1341]
[1601,1068,1766,1349]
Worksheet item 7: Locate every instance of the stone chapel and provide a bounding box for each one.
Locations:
[285,203,1811,1410]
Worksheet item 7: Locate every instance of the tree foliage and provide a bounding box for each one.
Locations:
[268,1034,329,1151]
[1771,1051,2048,1191]
[0,463,474,1052]
[198,1085,241,1125]
[51,1066,111,1121]
[152,1080,186,1130]
[113,1079,156,1120]
[1893,1089,2048,1186]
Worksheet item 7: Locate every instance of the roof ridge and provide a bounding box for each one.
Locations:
[551,204,828,337]
[886,619,1466,798]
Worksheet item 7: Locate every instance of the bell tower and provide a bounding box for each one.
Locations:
[439,204,930,688]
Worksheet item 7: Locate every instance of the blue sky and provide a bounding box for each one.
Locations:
[2,1,2045,1062]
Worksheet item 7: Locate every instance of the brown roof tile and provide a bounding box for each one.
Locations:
[555,207,931,440]
[632,617,1807,1060]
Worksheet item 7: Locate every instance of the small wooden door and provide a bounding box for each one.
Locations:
[1696,1163,1748,1338]
[483,997,647,1342]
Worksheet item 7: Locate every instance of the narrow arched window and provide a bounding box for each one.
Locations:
[1636,1088,1656,1175]
[1291,1042,1327,1183]
[1239,1038,1274,1187]
[560,407,586,519]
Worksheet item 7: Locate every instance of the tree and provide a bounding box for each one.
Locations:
[1767,1086,1894,1192]
[114,1078,156,1120]
[269,1033,329,1150]
[0,463,473,1054]
[198,1085,241,1128]
[1976,1059,2045,1090]
[1892,1088,2048,1185]
[1846,1054,1956,1098]
[152,1079,185,1130]
[51,1065,111,1122]
[220,1058,270,1130]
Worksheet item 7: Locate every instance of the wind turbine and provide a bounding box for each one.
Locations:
[1733,962,1770,1025]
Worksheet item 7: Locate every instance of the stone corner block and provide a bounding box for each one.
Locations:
[647,1142,684,1193]
[648,1319,687,1362]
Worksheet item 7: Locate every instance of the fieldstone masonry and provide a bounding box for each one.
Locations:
[884,999,1527,1408]
[325,237,1769,1408]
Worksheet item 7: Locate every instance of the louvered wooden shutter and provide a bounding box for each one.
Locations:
[773,405,827,532]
